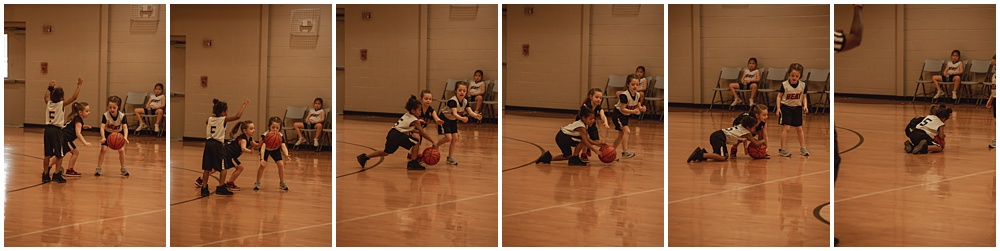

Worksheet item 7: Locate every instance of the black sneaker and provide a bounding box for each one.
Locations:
[903,140,914,153]
[687,147,704,163]
[406,159,426,170]
[52,172,67,183]
[215,185,234,195]
[357,154,369,167]
[568,156,587,166]
[201,186,210,197]
[535,151,553,164]
[913,139,928,154]
[42,173,51,183]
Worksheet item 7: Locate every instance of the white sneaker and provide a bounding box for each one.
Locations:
[990,140,996,149]
[800,147,810,156]
[154,124,160,132]
[952,91,958,99]
[730,98,743,106]
[778,148,791,157]
[749,99,755,106]
[136,124,148,131]
[621,151,636,159]
[295,137,307,146]
[313,139,320,147]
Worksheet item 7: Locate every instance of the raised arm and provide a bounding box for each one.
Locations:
[226,99,251,122]
[841,5,864,52]
[64,77,84,106]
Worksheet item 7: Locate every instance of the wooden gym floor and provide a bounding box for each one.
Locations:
[169,139,332,246]
[336,114,499,247]
[4,127,166,246]
[502,110,664,247]
[668,106,831,246]
[834,98,995,246]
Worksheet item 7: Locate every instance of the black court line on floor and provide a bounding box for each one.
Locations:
[501,137,546,172]
[6,152,57,193]
[813,202,830,225]
[835,126,864,154]
[336,141,384,178]
[169,167,224,206]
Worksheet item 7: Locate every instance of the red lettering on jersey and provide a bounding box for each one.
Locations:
[785,93,801,100]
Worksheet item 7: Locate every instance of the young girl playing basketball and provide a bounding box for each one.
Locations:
[435,81,482,165]
[223,120,259,190]
[134,83,166,133]
[612,74,645,160]
[200,99,249,197]
[293,98,326,148]
[687,116,765,162]
[535,108,606,166]
[932,50,965,100]
[96,96,130,176]
[357,96,438,170]
[43,78,83,183]
[61,102,93,179]
[730,104,769,158]
[729,58,761,107]
[579,88,610,162]
[905,106,952,154]
[408,90,445,160]
[776,63,809,157]
[254,117,292,191]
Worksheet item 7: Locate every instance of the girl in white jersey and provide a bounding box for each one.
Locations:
[435,81,482,165]
[535,108,606,166]
[96,96,130,176]
[293,98,327,148]
[200,99,249,197]
[134,83,166,133]
[358,96,438,170]
[255,117,293,191]
[776,63,810,157]
[611,74,646,159]
[42,78,83,183]
[908,106,952,154]
[688,116,766,162]
[932,50,965,100]
[729,58,761,107]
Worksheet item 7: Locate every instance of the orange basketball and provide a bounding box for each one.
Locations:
[934,136,945,147]
[107,132,125,150]
[599,145,617,163]
[747,143,768,159]
[264,131,282,150]
[422,147,441,165]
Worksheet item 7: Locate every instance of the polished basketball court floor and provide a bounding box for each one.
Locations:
[4,127,166,246]
[169,140,332,246]
[502,110,664,247]
[834,98,995,246]
[668,106,831,246]
[336,114,498,247]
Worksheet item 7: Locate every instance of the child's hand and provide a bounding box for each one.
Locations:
[475,113,483,120]
[603,122,610,129]
[83,125,92,130]
[101,138,107,143]
[639,106,647,112]
[460,117,469,123]
[285,154,292,161]
[775,109,782,117]
[418,119,427,125]
[49,80,57,87]
[77,77,84,86]
[83,141,93,147]
[125,138,130,144]
[436,119,444,125]
[803,107,809,114]
[242,99,250,106]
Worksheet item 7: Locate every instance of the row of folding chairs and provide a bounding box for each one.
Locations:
[912,59,995,105]
[281,106,333,151]
[437,79,499,121]
[710,67,830,113]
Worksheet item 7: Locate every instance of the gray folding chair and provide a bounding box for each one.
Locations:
[805,69,829,113]
[436,79,462,112]
[958,60,992,105]
[709,67,742,110]
[913,59,946,102]
[602,75,628,111]
[281,106,309,149]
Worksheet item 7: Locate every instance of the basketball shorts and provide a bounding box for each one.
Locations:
[384,129,418,154]
[709,130,728,158]
[202,140,226,171]
[779,104,803,127]
[262,149,283,162]
[907,130,940,148]
[612,109,630,131]
[438,117,459,134]
[587,124,600,141]
[740,82,759,90]
[44,125,66,157]
[555,131,581,157]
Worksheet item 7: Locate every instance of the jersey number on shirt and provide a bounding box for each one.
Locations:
[210,125,218,134]
[49,111,56,121]
[919,118,932,127]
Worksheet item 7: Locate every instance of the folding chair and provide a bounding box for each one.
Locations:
[602,75,628,111]
[482,80,499,121]
[316,110,333,151]
[958,60,992,105]
[280,106,309,149]
[436,79,462,112]
[805,69,829,114]
[642,76,664,121]
[125,92,148,135]
[756,67,782,109]
[709,67,743,110]
[912,59,946,102]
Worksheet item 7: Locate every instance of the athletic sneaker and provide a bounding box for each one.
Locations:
[749,99,755,106]
[227,181,241,191]
[195,177,204,187]
[580,152,590,163]
[913,139,928,154]
[621,151,636,159]
[933,90,945,99]
[201,186,210,197]
[279,182,289,191]
[94,167,102,176]
[52,171,67,183]
[64,169,81,177]
[904,140,914,153]
[295,137,307,146]
[800,147,810,156]
[357,154,369,167]
[446,156,458,165]
[136,123,148,131]
[952,91,958,100]
[313,139,319,147]
[687,147,705,163]
[42,173,51,183]
[154,124,161,133]
[990,140,996,149]
[535,151,553,164]
[778,148,791,157]
[121,167,129,176]
[215,185,233,195]
[730,145,738,158]
[730,98,743,107]
[568,156,587,166]
[253,181,261,191]
[407,159,427,170]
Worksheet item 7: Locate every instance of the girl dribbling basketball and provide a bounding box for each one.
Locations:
[254,117,292,190]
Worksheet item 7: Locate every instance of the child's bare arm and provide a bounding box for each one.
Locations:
[743,133,765,146]
[226,99,251,122]
[100,124,107,143]
[44,80,55,103]
[65,77,83,106]
[412,121,436,146]
[76,122,91,146]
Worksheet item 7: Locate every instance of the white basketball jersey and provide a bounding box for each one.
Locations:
[615,91,640,110]
[944,61,962,75]
[917,115,945,137]
[103,111,126,133]
[780,81,806,107]
[149,94,165,108]
[393,112,419,133]
[307,109,324,123]
[441,96,468,120]
[722,125,751,145]
[560,120,587,140]
[46,101,65,126]
[742,69,759,83]
[206,116,227,142]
